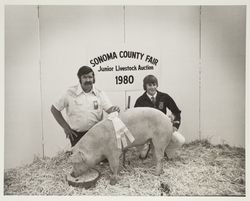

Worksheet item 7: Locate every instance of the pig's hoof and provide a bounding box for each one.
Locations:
[110,178,117,185]
[70,172,76,178]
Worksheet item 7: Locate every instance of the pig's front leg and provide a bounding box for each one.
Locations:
[155,160,163,175]
[153,146,165,175]
[108,152,121,185]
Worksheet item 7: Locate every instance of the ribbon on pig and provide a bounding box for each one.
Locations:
[108,111,135,149]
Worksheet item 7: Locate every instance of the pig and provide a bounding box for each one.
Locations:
[69,107,173,185]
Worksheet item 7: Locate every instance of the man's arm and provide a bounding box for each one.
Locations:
[50,105,77,140]
[98,90,120,114]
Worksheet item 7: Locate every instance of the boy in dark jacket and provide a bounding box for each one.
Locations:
[134,74,185,159]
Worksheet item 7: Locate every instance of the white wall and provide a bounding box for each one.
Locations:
[4,5,246,169]
[5,6,43,169]
[201,6,245,146]
[39,6,125,156]
[125,6,201,142]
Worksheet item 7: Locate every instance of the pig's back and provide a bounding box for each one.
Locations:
[120,107,170,125]
[119,107,173,137]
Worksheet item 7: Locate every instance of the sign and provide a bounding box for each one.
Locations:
[87,46,161,91]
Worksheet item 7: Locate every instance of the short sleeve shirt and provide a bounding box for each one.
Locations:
[53,84,112,132]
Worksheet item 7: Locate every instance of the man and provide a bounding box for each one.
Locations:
[51,66,120,147]
[134,74,185,159]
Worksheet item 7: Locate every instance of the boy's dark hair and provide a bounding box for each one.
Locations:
[143,75,158,90]
[77,66,95,84]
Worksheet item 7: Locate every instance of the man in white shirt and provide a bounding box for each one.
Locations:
[51,66,120,147]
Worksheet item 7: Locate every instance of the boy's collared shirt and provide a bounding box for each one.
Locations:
[53,84,112,132]
[146,92,157,101]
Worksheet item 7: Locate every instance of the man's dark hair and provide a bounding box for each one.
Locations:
[77,66,95,84]
[143,75,158,90]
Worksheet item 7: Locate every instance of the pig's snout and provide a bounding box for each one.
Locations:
[71,163,89,177]
[69,151,89,177]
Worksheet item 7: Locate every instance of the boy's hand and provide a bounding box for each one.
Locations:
[173,127,178,132]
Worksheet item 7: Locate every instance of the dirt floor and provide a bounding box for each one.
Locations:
[4,140,245,196]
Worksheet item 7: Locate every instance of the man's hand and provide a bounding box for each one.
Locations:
[168,114,174,123]
[173,126,178,132]
[107,106,120,114]
[64,127,78,141]
[51,105,78,141]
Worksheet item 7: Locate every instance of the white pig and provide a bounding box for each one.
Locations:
[69,107,173,185]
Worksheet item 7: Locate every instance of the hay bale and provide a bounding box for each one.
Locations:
[4,140,245,196]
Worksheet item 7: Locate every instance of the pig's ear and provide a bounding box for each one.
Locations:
[69,151,86,163]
